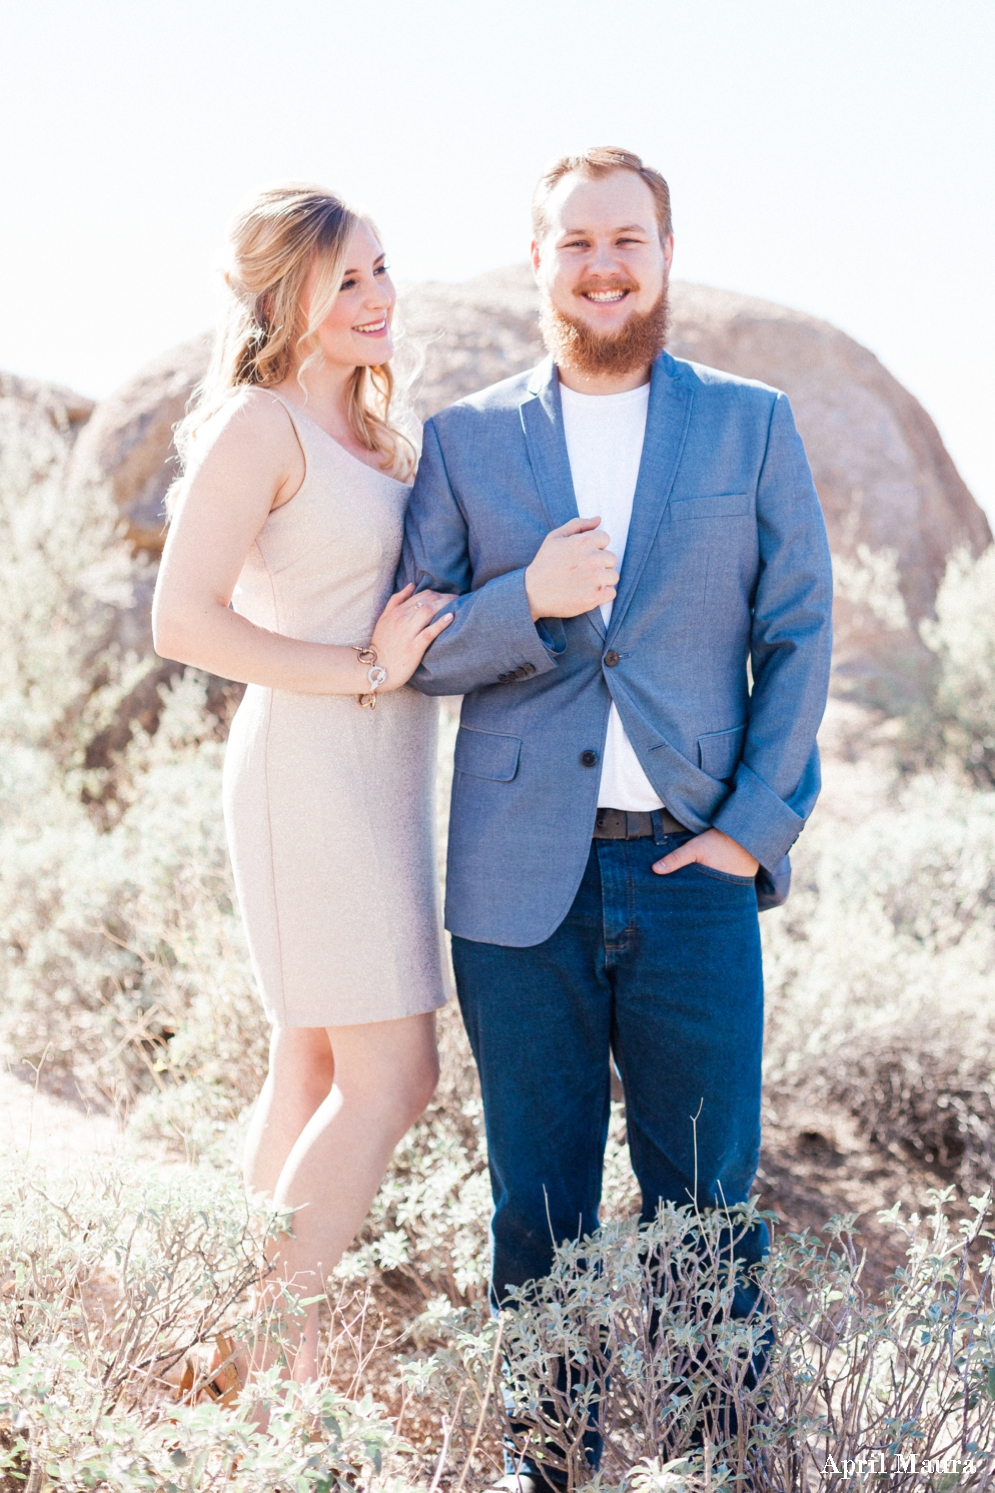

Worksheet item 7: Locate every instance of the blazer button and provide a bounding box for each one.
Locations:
[604,650,620,668]
[580,749,599,767]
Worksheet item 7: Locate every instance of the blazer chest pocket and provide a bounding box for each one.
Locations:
[698,723,747,780]
[454,726,522,782]
[671,491,751,521]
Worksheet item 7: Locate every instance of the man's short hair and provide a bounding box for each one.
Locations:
[532,146,673,246]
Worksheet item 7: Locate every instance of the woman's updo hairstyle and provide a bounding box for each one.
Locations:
[172,182,414,496]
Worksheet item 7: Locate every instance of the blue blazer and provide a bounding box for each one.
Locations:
[399,352,833,947]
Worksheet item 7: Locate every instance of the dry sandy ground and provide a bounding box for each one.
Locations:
[0,1061,126,1164]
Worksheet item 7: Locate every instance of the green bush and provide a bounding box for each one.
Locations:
[6,1157,995,1492]
[414,1193,995,1491]
[762,775,995,1189]
[915,546,995,788]
[0,1155,405,1492]
[831,540,995,779]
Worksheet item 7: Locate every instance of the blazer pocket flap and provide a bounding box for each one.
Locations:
[454,726,522,782]
[697,723,747,779]
[671,491,751,520]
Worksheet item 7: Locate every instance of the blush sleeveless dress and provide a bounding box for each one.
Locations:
[222,392,448,1028]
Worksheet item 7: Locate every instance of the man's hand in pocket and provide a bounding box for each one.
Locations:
[652,828,759,878]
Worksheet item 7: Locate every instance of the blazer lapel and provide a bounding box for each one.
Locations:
[520,358,577,530]
[521,359,606,640]
[607,355,693,642]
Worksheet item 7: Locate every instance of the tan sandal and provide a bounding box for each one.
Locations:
[178,1334,243,1406]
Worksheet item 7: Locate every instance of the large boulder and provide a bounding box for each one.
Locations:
[66,334,212,552]
[0,371,94,474]
[65,268,989,567]
[402,265,547,418]
[32,268,993,702]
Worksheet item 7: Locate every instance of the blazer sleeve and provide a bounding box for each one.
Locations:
[710,393,833,869]
[398,418,565,696]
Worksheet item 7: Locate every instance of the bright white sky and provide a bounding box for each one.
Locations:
[2,0,993,518]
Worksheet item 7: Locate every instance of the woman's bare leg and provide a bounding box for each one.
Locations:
[246,1011,439,1384]
[243,1026,337,1197]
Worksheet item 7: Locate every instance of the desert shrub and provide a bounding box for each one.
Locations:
[910,546,995,788]
[763,774,995,1189]
[832,545,910,638]
[831,541,995,783]
[0,671,266,1121]
[415,1194,995,1491]
[0,1156,267,1411]
[0,416,141,1094]
[0,400,150,771]
[1,1386,405,1493]
[0,1154,408,1493]
[8,1154,995,1493]
[829,543,934,718]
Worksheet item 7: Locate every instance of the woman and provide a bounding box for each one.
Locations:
[152,183,453,1385]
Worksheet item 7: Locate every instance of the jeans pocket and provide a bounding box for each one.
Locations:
[690,863,756,886]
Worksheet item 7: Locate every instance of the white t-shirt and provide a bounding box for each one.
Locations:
[559,381,664,812]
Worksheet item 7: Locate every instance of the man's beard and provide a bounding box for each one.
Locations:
[538,281,670,380]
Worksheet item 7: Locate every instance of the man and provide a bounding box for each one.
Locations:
[400,147,832,1483]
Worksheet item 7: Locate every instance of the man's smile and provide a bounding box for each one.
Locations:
[580,288,630,303]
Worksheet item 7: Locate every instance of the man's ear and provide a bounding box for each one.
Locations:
[662,233,675,276]
[530,240,542,280]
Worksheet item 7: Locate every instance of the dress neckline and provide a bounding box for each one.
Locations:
[268,390,407,486]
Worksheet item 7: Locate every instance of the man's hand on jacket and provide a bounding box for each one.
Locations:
[525,516,619,621]
[652,828,759,879]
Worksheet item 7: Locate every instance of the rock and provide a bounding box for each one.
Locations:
[66,333,212,553]
[402,266,546,418]
[38,267,994,707]
[0,357,233,775]
[0,372,95,486]
[0,371,94,443]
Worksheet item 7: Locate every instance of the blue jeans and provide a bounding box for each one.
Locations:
[451,826,766,1476]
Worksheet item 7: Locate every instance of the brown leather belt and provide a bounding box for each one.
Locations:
[593,807,688,840]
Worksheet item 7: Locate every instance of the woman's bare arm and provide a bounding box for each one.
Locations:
[152,391,452,693]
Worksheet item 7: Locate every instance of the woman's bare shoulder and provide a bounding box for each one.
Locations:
[197,386,295,448]
[185,387,303,481]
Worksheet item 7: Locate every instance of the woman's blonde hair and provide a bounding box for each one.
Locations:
[173,182,415,492]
